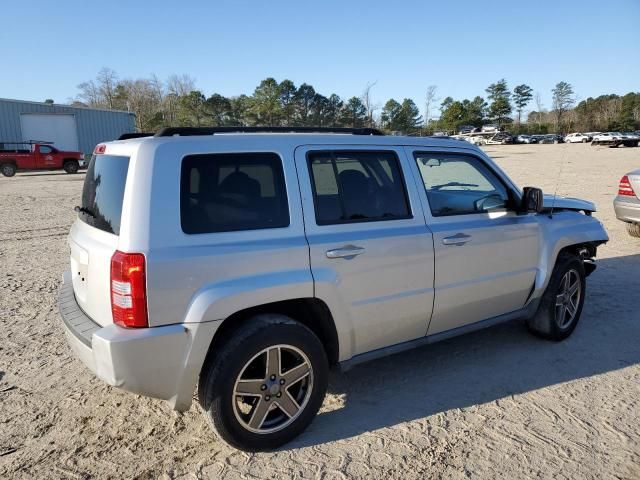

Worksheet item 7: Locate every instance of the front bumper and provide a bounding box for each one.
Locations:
[614,196,640,224]
[58,271,220,410]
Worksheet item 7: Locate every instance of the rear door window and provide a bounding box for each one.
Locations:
[80,154,130,234]
[181,152,289,234]
[307,150,411,225]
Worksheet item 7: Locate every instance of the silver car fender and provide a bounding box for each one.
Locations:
[528,212,608,306]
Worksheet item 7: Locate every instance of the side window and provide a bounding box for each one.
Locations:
[40,145,53,154]
[308,150,411,225]
[180,152,289,234]
[414,152,509,217]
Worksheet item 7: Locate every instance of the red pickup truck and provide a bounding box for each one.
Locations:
[0,141,85,177]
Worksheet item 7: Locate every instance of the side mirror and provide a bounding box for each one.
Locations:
[420,157,441,167]
[521,187,544,213]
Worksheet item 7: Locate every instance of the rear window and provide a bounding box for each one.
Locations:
[79,154,130,235]
[181,152,289,234]
[307,150,411,225]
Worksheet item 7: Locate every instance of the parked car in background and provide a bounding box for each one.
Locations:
[564,133,591,143]
[538,134,564,144]
[485,132,513,145]
[458,125,478,134]
[614,170,640,237]
[58,126,607,451]
[592,132,639,147]
[0,141,84,177]
[481,124,502,133]
[515,135,538,144]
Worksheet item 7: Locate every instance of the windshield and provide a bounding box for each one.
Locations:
[79,154,130,235]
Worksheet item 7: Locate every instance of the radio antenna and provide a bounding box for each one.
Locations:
[548,144,567,219]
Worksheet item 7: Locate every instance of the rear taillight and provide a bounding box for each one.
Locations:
[110,251,148,328]
[618,175,636,196]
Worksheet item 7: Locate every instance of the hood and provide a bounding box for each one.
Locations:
[543,194,596,213]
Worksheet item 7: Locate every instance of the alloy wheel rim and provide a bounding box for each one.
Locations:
[555,269,581,329]
[232,344,313,434]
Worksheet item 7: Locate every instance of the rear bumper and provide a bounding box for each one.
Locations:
[614,197,640,224]
[58,271,220,411]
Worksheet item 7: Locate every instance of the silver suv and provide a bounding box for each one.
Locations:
[59,127,608,451]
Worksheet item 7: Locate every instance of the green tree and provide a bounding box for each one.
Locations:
[440,99,466,132]
[228,94,252,125]
[396,99,422,133]
[462,96,487,126]
[205,93,232,125]
[551,81,575,131]
[619,93,639,131]
[251,78,281,125]
[310,94,330,126]
[380,99,402,131]
[178,91,207,126]
[324,94,344,126]
[279,79,297,126]
[341,97,367,127]
[513,84,533,125]
[486,79,512,126]
[293,84,316,126]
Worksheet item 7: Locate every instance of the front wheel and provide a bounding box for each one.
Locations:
[63,160,79,174]
[527,252,586,341]
[198,314,328,451]
[1,163,17,177]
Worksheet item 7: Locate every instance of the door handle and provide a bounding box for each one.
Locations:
[326,245,366,259]
[442,233,471,246]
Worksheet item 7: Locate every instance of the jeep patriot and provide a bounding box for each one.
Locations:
[58,127,608,450]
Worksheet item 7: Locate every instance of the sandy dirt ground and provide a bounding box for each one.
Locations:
[1,143,639,479]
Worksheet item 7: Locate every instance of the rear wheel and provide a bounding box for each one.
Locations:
[1,163,17,177]
[582,138,588,143]
[627,223,640,238]
[527,252,586,341]
[63,160,79,174]
[198,314,329,451]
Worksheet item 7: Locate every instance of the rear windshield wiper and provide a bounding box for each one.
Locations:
[74,205,96,218]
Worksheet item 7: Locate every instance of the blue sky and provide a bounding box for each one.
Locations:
[2,0,638,116]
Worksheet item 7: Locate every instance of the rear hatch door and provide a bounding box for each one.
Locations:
[70,153,131,326]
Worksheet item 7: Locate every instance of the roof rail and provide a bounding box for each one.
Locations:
[154,126,385,137]
[0,140,54,145]
[117,132,154,140]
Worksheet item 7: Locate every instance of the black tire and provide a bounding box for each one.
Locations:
[627,223,640,238]
[198,314,329,451]
[1,163,17,177]
[582,138,588,143]
[526,252,586,341]
[63,160,79,174]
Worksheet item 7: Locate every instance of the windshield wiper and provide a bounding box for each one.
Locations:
[74,205,96,218]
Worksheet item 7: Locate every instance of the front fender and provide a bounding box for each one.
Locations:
[530,212,608,303]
